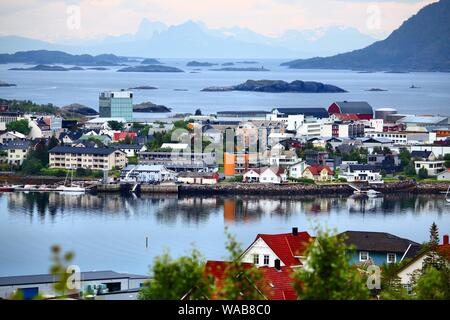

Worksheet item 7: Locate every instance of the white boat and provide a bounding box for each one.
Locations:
[57,169,86,193]
[366,189,382,198]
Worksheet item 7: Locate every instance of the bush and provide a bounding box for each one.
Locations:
[417,167,429,180]
[289,177,315,184]
[40,168,67,177]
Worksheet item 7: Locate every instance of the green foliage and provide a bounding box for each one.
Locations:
[379,262,410,300]
[342,148,368,164]
[138,248,212,300]
[293,227,369,300]
[216,230,263,300]
[128,156,138,165]
[107,120,124,131]
[0,98,59,114]
[40,167,67,177]
[414,267,450,300]
[20,158,43,175]
[444,154,450,168]
[404,162,416,176]
[49,245,75,298]
[6,119,30,135]
[399,148,411,167]
[288,177,315,184]
[195,109,202,116]
[417,167,429,180]
[228,175,243,182]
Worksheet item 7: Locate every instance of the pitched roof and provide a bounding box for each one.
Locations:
[305,165,333,175]
[2,140,31,150]
[273,107,329,118]
[332,101,373,115]
[334,113,361,121]
[340,231,420,256]
[348,164,380,172]
[49,146,120,155]
[204,261,297,300]
[410,150,433,159]
[251,232,312,267]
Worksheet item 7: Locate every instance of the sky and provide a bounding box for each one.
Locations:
[0,0,438,42]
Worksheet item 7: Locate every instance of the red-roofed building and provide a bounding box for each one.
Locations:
[241,228,313,268]
[113,132,137,142]
[203,260,298,300]
[302,165,334,182]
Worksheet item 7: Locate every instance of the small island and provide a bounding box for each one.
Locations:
[129,86,158,90]
[237,61,258,64]
[61,103,99,117]
[0,80,16,87]
[202,79,347,93]
[222,62,235,66]
[366,88,387,92]
[141,58,162,64]
[133,101,172,113]
[117,65,184,73]
[187,61,218,67]
[9,64,85,71]
[87,67,109,71]
[210,67,269,72]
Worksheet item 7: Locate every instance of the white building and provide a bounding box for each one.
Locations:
[120,164,177,182]
[259,167,287,184]
[0,131,27,144]
[339,164,383,183]
[288,161,307,179]
[414,160,445,176]
[437,169,450,181]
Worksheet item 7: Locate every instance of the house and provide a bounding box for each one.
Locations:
[339,164,383,183]
[414,160,445,176]
[397,235,449,287]
[437,169,450,181]
[367,153,401,174]
[304,149,329,165]
[269,149,298,167]
[203,260,297,300]
[259,167,287,184]
[177,172,219,185]
[410,150,436,161]
[243,168,262,182]
[302,164,333,182]
[0,270,148,300]
[356,137,393,153]
[3,140,31,166]
[240,228,313,268]
[0,131,27,144]
[110,144,146,157]
[120,164,177,183]
[340,231,421,266]
[288,161,307,179]
[49,146,127,170]
[79,134,112,146]
[58,131,83,145]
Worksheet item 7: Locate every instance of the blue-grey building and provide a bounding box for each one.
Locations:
[340,231,421,266]
[99,90,133,121]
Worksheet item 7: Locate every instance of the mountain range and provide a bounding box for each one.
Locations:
[282,0,450,71]
[0,19,376,59]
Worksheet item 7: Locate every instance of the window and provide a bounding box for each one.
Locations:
[387,253,396,264]
[253,254,259,265]
[359,251,369,262]
[263,255,270,266]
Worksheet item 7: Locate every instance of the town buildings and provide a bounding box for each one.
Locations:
[99,90,133,121]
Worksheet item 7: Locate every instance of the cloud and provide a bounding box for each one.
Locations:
[0,0,438,41]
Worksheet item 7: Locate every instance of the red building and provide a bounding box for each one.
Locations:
[328,101,373,120]
[113,132,137,142]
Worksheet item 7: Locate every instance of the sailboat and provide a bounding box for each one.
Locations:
[56,169,86,194]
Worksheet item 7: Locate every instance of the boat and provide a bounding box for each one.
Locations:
[57,169,86,194]
[0,185,15,192]
[366,189,382,198]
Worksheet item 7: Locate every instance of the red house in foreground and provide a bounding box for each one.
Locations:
[328,101,374,120]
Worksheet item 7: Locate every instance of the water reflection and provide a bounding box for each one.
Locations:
[4,192,448,224]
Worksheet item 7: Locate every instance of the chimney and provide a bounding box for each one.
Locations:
[274,259,281,271]
[444,235,449,245]
[292,227,298,236]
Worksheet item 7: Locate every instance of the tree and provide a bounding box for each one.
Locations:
[138,248,212,300]
[444,154,450,169]
[404,162,416,176]
[423,223,446,271]
[215,231,263,300]
[6,119,30,135]
[414,267,450,300]
[293,227,369,300]
[195,109,202,116]
[417,167,428,180]
[107,120,124,131]
[379,262,409,300]
[48,135,59,150]
[399,148,411,167]
[49,245,75,298]
[20,158,43,175]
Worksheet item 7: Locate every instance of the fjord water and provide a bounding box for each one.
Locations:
[0,193,449,277]
[0,59,450,116]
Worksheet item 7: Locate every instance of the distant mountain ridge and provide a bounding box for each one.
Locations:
[282,0,450,71]
[0,19,376,59]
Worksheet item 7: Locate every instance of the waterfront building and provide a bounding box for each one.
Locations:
[414,160,445,176]
[242,167,287,184]
[339,164,382,183]
[328,101,374,120]
[177,172,219,184]
[302,164,334,182]
[99,90,133,121]
[49,146,127,170]
[120,164,176,183]
[288,161,307,179]
[3,140,31,166]
[340,231,421,266]
[0,271,148,300]
[437,169,450,181]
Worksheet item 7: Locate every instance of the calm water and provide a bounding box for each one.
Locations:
[0,59,449,116]
[0,192,449,277]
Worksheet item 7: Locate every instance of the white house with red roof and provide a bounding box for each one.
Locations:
[240,228,312,268]
[243,167,287,184]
